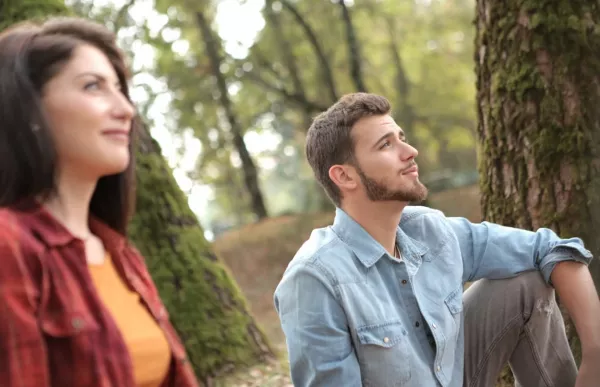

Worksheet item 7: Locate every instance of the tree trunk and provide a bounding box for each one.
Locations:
[195,10,268,221]
[2,3,274,384]
[264,0,333,211]
[475,0,600,380]
[280,0,339,102]
[131,128,273,384]
[338,0,367,92]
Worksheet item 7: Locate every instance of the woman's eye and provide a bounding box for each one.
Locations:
[84,81,100,91]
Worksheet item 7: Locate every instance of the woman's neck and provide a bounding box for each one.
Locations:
[42,172,97,239]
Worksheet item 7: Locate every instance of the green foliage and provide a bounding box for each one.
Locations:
[0,0,70,29]
[140,0,479,225]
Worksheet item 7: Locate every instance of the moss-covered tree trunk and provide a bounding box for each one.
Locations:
[131,129,273,384]
[475,0,600,384]
[2,3,274,384]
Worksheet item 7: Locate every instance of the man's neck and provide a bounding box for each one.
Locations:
[342,200,406,256]
[42,170,98,239]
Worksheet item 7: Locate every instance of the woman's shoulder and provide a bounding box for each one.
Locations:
[0,208,44,281]
[0,207,23,240]
[0,206,47,259]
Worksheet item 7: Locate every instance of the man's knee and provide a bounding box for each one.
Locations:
[503,271,558,317]
[465,271,555,314]
[508,270,553,297]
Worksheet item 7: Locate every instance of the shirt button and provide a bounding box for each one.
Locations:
[436,365,441,372]
[383,337,390,343]
[401,279,407,285]
[72,317,85,331]
[432,323,437,329]
[415,321,420,327]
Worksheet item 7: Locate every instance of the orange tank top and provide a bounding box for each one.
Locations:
[88,254,172,387]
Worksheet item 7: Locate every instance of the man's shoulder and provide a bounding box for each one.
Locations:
[400,205,446,224]
[281,225,356,282]
[292,226,346,263]
[400,206,456,249]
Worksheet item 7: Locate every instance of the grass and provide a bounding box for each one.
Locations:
[212,184,516,386]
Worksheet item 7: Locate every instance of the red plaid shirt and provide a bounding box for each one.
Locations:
[0,204,200,387]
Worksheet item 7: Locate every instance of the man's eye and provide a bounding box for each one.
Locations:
[380,141,391,149]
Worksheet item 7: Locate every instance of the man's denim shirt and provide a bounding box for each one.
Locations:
[273,206,592,387]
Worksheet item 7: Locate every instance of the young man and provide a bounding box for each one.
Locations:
[274,93,600,387]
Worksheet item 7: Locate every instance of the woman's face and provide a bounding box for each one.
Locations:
[42,43,135,180]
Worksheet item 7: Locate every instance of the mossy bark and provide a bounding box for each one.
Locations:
[475,0,600,382]
[2,3,274,384]
[130,129,274,384]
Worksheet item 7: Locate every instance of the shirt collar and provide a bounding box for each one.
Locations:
[331,207,428,268]
[14,201,126,251]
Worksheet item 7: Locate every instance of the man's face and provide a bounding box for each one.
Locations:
[349,114,428,203]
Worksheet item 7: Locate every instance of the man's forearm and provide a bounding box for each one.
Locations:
[551,261,600,356]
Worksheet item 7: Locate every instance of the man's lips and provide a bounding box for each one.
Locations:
[402,165,418,175]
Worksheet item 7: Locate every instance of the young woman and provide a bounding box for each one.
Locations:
[0,17,200,387]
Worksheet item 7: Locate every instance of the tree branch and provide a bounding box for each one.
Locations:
[280,0,338,102]
[241,70,328,112]
[337,0,367,92]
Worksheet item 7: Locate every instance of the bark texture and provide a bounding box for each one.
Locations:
[131,130,274,384]
[475,0,600,380]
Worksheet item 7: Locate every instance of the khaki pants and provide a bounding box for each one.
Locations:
[463,271,577,387]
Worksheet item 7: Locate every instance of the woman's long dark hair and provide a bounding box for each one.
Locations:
[0,17,140,235]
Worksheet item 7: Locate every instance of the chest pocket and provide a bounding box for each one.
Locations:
[356,321,411,386]
[444,286,463,333]
[40,310,100,337]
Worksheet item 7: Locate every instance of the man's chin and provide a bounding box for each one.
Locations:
[404,182,428,204]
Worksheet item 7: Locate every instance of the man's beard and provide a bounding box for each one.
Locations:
[356,164,428,204]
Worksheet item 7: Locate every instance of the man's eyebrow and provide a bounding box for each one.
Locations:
[372,129,406,148]
[373,131,394,148]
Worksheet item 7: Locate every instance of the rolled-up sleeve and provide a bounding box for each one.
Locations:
[274,261,361,387]
[447,217,593,284]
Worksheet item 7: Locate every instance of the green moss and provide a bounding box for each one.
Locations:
[476,0,600,366]
[130,137,273,382]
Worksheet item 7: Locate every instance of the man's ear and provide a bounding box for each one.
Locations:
[329,164,358,192]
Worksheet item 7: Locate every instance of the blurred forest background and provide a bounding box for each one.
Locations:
[3,0,599,386]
